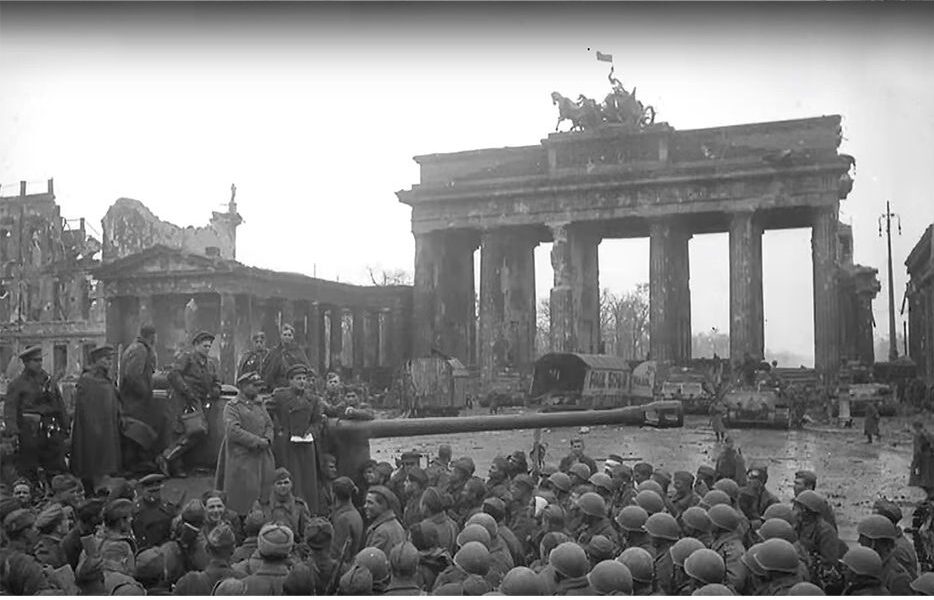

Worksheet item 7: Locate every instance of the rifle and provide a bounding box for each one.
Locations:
[326,536,353,595]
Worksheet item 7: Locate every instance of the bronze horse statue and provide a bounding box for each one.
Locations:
[551,91,601,132]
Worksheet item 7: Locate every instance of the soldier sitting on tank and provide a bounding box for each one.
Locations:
[323,386,375,421]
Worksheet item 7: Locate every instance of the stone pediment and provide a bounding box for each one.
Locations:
[94,245,236,280]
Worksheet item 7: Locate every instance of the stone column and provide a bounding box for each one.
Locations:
[352,308,365,374]
[550,223,576,353]
[812,206,840,380]
[729,211,764,365]
[548,223,600,355]
[854,293,875,364]
[218,292,237,384]
[234,294,253,375]
[328,306,343,372]
[650,220,692,363]
[365,310,380,368]
[412,230,478,363]
[305,302,321,374]
[378,309,391,367]
[479,228,537,383]
[138,294,155,329]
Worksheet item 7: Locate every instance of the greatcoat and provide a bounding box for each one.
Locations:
[71,364,122,479]
[215,393,276,515]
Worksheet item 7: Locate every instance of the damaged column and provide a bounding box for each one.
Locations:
[479,227,537,384]
[728,211,764,365]
[548,223,600,354]
[352,308,365,375]
[218,293,237,384]
[813,206,841,381]
[412,229,478,364]
[650,219,692,363]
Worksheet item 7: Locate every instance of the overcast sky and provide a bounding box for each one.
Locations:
[2,3,932,365]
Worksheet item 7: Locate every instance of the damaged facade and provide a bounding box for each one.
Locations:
[907,224,934,384]
[0,180,105,378]
[836,223,881,366]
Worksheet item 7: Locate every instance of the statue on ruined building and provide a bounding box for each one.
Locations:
[551,65,656,132]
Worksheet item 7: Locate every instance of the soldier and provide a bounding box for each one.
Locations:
[864,400,881,443]
[793,489,842,583]
[873,498,919,578]
[132,474,175,551]
[645,512,681,594]
[558,437,597,476]
[97,498,139,579]
[33,504,71,568]
[707,504,746,591]
[330,476,364,560]
[363,486,406,557]
[238,332,269,381]
[3,346,69,485]
[753,538,804,594]
[840,546,889,595]
[118,325,161,472]
[576,492,619,550]
[856,514,912,595]
[259,467,312,541]
[911,420,934,501]
[160,331,221,478]
[426,444,453,489]
[241,523,294,595]
[71,345,122,493]
[261,324,311,391]
[550,541,595,595]
[709,396,727,443]
[670,471,702,519]
[739,466,778,530]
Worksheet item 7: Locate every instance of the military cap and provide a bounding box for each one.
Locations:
[634,489,665,515]
[857,514,898,541]
[339,564,373,595]
[455,541,492,576]
[633,462,654,478]
[840,546,883,578]
[420,487,445,514]
[453,457,476,475]
[283,563,316,595]
[305,516,334,549]
[540,464,559,476]
[138,473,165,488]
[589,559,634,596]
[511,473,535,491]
[696,465,716,479]
[682,506,712,532]
[389,541,419,576]
[617,547,654,584]
[407,467,429,487]
[236,370,263,386]
[793,489,826,514]
[35,504,65,532]
[207,522,237,550]
[281,323,295,334]
[333,476,358,498]
[243,509,268,536]
[587,535,616,561]
[762,502,795,525]
[758,518,797,543]
[180,499,205,525]
[134,547,165,582]
[273,467,292,482]
[616,505,649,533]
[286,363,310,379]
[481,496,506,521]
[89,344,115,362]
[873,498,903,524]
[104,498,134,522]
[701,489,732,509]
[51,473,80,494]
[191,330,215,344]
[794,469,818,487]
[18,345,42,361]
[670,537,706,568]
[692,583,734,595]
[610,463,633,479]
[462,573,492,595]
[258,523,294,558]
[652,468,672,487]
[3,508,36,534]
[466,512,499,540]
[674,470,694,486]
[409,521,439,551]
[789,581,826,596]
[374,462,395,480]
[77,497,106,524]
[367,485,400,514]
[550,541,590,579]
[540,502,566,525]
[500,566,546,595]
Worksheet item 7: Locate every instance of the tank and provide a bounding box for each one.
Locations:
[722,386,793,430]
[329,401,680,486]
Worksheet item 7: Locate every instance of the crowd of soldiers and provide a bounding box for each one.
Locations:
[6,325,934,594]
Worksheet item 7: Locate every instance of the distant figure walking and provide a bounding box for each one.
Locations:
[709,397,727,443]
[864,401,880,444]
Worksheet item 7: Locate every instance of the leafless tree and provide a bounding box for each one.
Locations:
[366,265,413,286]
[600,284,650,359]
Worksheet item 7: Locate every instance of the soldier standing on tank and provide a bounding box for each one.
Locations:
[71,345,123,494]
[3,346,69,486]
[159,330,221,478]
[238,332,268,381]
[262,324,310,391]
[119,325,161,473]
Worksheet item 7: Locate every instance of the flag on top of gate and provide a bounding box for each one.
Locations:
[596,51,613,63]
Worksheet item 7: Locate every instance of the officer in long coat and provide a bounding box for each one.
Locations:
[261,324,311,391]
[266,363,325,513]
[3,346,69,484]
[71,345,123,493]
[160,330,221,478]
[215,371,275,516]
[118,325,162,470]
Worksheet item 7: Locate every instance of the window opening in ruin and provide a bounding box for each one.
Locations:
[764,229,814,367]
[533,242,554,357]
[53,344,67,378]
[596,238,649,361]
[689,233,729,359]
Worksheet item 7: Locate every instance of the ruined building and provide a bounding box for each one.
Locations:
[837,222,881,365]
[0,180,105,378]
[907,224,934,384]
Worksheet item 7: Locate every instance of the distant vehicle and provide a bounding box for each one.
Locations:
[403,357,469,417]
[722,385,793,430]
[529,353,683,427]
[660,367,716,414]
[846,382,897,417]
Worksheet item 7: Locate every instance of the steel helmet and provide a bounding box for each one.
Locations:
[681,506,712,533]
[466,512,499,540]
[700,489,731,509]
[634,490,665,515]
[588,559,633,595]
[548,472,572,493]
[644,512,681,541]
[793,489,826,514]
[549,541,589,579]
[570,463,592,482]
[615,505,649,533]
[911,572,934,596]
[454,541,491,576]
[636,479,665,496]
[856,514,897,541]
[684,548,726,585]
[669,537,706,568]
[616,547,654,584]
[840,546,883,578]
[757,518,797,543]
[589,472,615,493]
[586,535,616,562]
[707,504,740,532]
[692,583,734,595]
[456,523,492,549]
[354,547,390,583]
[577,492,607,518]
[753,538,799,574]
[741,543,767,577]
[499,566,545,596]
[762,503,795,525]
[788,581,826,595]
[713,478,739,500]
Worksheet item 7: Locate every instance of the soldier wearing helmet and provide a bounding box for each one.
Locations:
[793,489,842,577]
[615,505,654,555]
[589,559,634,595]
[549,541,594,595]
[617,546,655,595]
[856,514,912,595]
[873,498,919,578]
[683,548,726,593]
[681,506,714,547]
[840,546,889,595]
[568,462,592,491]
[707,504,745,590]
[432,540,491,592]
[752,538,804,594]
[792,469,838,531]
[669,537,705,595]
[575,492,619,551]
[500,565,545,595]
[911,572,934,596]
[644,512,681,594]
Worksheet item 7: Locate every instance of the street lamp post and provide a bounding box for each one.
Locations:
[878,201,901,362]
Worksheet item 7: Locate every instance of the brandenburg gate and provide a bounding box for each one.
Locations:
[398,83,855,384]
